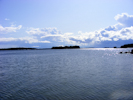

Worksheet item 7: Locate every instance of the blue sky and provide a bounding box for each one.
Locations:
[0,0,133,48]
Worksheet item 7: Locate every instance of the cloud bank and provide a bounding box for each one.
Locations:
[0,37,50,44]
[0,13,133,48]
[67,13,133,47]
[0,25,22,34]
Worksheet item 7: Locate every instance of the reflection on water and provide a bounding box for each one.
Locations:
[0,49,133,100]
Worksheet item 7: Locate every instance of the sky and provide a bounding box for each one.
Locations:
[0,0,133,48]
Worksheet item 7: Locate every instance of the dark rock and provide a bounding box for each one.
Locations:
[119,52,123,54]
[131,49,133,54]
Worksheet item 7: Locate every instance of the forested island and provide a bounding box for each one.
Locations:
[0,47,37,50]
[51,46,80,49]
[120,44,133,48]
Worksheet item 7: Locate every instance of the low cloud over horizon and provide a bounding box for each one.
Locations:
[0,13,133,48]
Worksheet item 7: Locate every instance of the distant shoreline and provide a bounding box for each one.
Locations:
[0,47,51,50]
[1,47,133,51]
[0,43,133,50]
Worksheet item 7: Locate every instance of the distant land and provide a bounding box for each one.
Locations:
[0,47,50,50]
[0,46,80,50]
[0,44,133,50]
[0,47,36,50]
[120,44,133,48]
[51,46,80,49]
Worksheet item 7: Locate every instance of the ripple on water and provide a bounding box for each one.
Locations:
[0,49,133,100]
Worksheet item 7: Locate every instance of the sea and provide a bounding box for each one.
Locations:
[0,48,133,100]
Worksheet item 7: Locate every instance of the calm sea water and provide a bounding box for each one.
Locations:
[0,48,133,100]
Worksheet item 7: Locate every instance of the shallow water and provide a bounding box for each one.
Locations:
[0,48,133,100]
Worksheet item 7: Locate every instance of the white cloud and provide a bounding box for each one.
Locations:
[67,26,133,46]
[0,37,18,42]
[119,26,133,40]
[26,27,61,36]
[0,25,22,34]
[19,37,51,44]
[100,37,112,41]
[113,38,119,41]
[1,13,132,48]
[67,13,133,46]
[26,13,133,46]
[5,18,10,20]
[24,13,133,47]
[114,13,133,27]
[26,27,68,43]
[32,46,39,47]
[29,28,88,46]
[0,37,50,44]
[41,34,63,38]
[64,32,73,36]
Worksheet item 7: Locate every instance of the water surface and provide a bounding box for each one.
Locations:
[0,49,133,100]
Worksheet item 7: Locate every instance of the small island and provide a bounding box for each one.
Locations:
[120,44,133,48]
[51,46,80,49]
[0,47,37,50]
